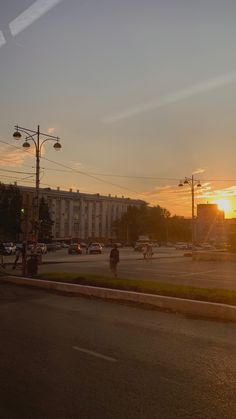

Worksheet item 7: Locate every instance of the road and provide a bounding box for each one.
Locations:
[0,282,236,418]
[37,248,236,290]
[4,247,236,289]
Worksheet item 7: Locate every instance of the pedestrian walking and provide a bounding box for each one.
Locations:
[12,246,22,270]
[0,242,5,268]
[109,244,120,277]
[142,243,148,260]
[147,243,153,259]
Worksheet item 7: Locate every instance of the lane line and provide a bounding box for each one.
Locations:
[72,346,117,363]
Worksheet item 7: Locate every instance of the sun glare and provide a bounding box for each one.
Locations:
[214,198,231,213]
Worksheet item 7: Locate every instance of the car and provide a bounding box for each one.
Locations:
[134,242,144,252]
[68,243,82,254]
[61,242,69,248]
[88,243,102,254]
[2,242,16,255]
[175,242,190,250]
[36,243,47,254]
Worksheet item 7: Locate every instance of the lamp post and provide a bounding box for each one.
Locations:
[178,175,201,251]
[13,125,62,243]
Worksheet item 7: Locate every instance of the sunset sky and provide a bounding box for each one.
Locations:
[1,0,236,218]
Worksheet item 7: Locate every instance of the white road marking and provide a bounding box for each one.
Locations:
[72,346,117,363]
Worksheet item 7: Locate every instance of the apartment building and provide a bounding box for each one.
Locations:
[196,203,225,243]
[19,185,145,241]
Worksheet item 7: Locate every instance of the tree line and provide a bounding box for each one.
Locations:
[0,182,53,242]
[113,204,191,243]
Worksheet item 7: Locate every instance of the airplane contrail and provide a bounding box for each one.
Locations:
[9,0,63,37]
[0,30,6,47]
[103,72,236,123]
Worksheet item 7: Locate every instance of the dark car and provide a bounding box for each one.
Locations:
[68,243,82,254]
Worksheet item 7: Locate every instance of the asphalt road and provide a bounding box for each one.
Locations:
[37,248,236,290]
[4,247,236,289]
[1,282,236,418]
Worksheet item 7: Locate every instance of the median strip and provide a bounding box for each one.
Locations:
[39,272,236,307]
[2,273,236,321]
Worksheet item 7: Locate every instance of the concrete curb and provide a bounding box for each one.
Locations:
[1,275,236,322]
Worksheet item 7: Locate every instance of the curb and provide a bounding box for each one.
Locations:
[1,275,236,322]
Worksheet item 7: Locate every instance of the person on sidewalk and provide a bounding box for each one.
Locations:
[12,246,22,270]
[109,244,120,277]
[147,243,153,259]
[142,243,148,260]
[0,242,5,269]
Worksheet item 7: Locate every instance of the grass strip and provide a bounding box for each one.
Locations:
[39,272,236,306]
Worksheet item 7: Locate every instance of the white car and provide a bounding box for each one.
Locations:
[3,242,16,255]
[36,243,47,254]
[88,243,102,254]
[175,242,189,250]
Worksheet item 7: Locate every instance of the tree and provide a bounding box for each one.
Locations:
[38,197,54,242]
[168,215,191,242]
[0,182,22,241]
[113,204,149,242]
[113,203,191,243]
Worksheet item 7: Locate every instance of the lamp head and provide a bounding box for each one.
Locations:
[184,179,189,184]
[178,181,183,187]
[53,141,61,151]
[22,141,30,148]
[13,131,22,139]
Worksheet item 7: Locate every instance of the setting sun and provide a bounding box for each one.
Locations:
[213,198,232,214]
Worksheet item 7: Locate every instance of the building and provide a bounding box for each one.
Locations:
[196,204,225,243]
[18,185,145,242]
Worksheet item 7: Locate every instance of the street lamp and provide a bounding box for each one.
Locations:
[13,124,62,243]
[178,175,201,251]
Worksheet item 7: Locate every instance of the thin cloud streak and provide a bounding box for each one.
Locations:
[47,127,56,134]
[0,31,6,47]
[9,0,63,37]
[0,145,27,166]
[103,73,236,123]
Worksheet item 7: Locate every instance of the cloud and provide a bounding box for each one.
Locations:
[200,185,236,199]
[103,72,236,123]
[0,31,6,48]
[0,145,29,166]
[68,161,83,169]
[193,168,206,175]
[47,127,56,134]
[9,0,63,37]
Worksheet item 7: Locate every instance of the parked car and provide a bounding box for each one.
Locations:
[88,243,102,254]
[175,242,190,250]
[2,242,16,255]
[46,243,58,251]
[36,243,47,254]
[134,242,144,252]
[68,243,82,254]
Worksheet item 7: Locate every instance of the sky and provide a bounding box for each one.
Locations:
[1,0,236,218]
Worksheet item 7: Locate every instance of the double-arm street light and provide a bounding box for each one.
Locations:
[13,124,62,243]
[178,175,201,251]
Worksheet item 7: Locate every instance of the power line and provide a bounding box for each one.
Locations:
[0,138,141,196]
[2,138,236,184]
[0,168,35,175]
